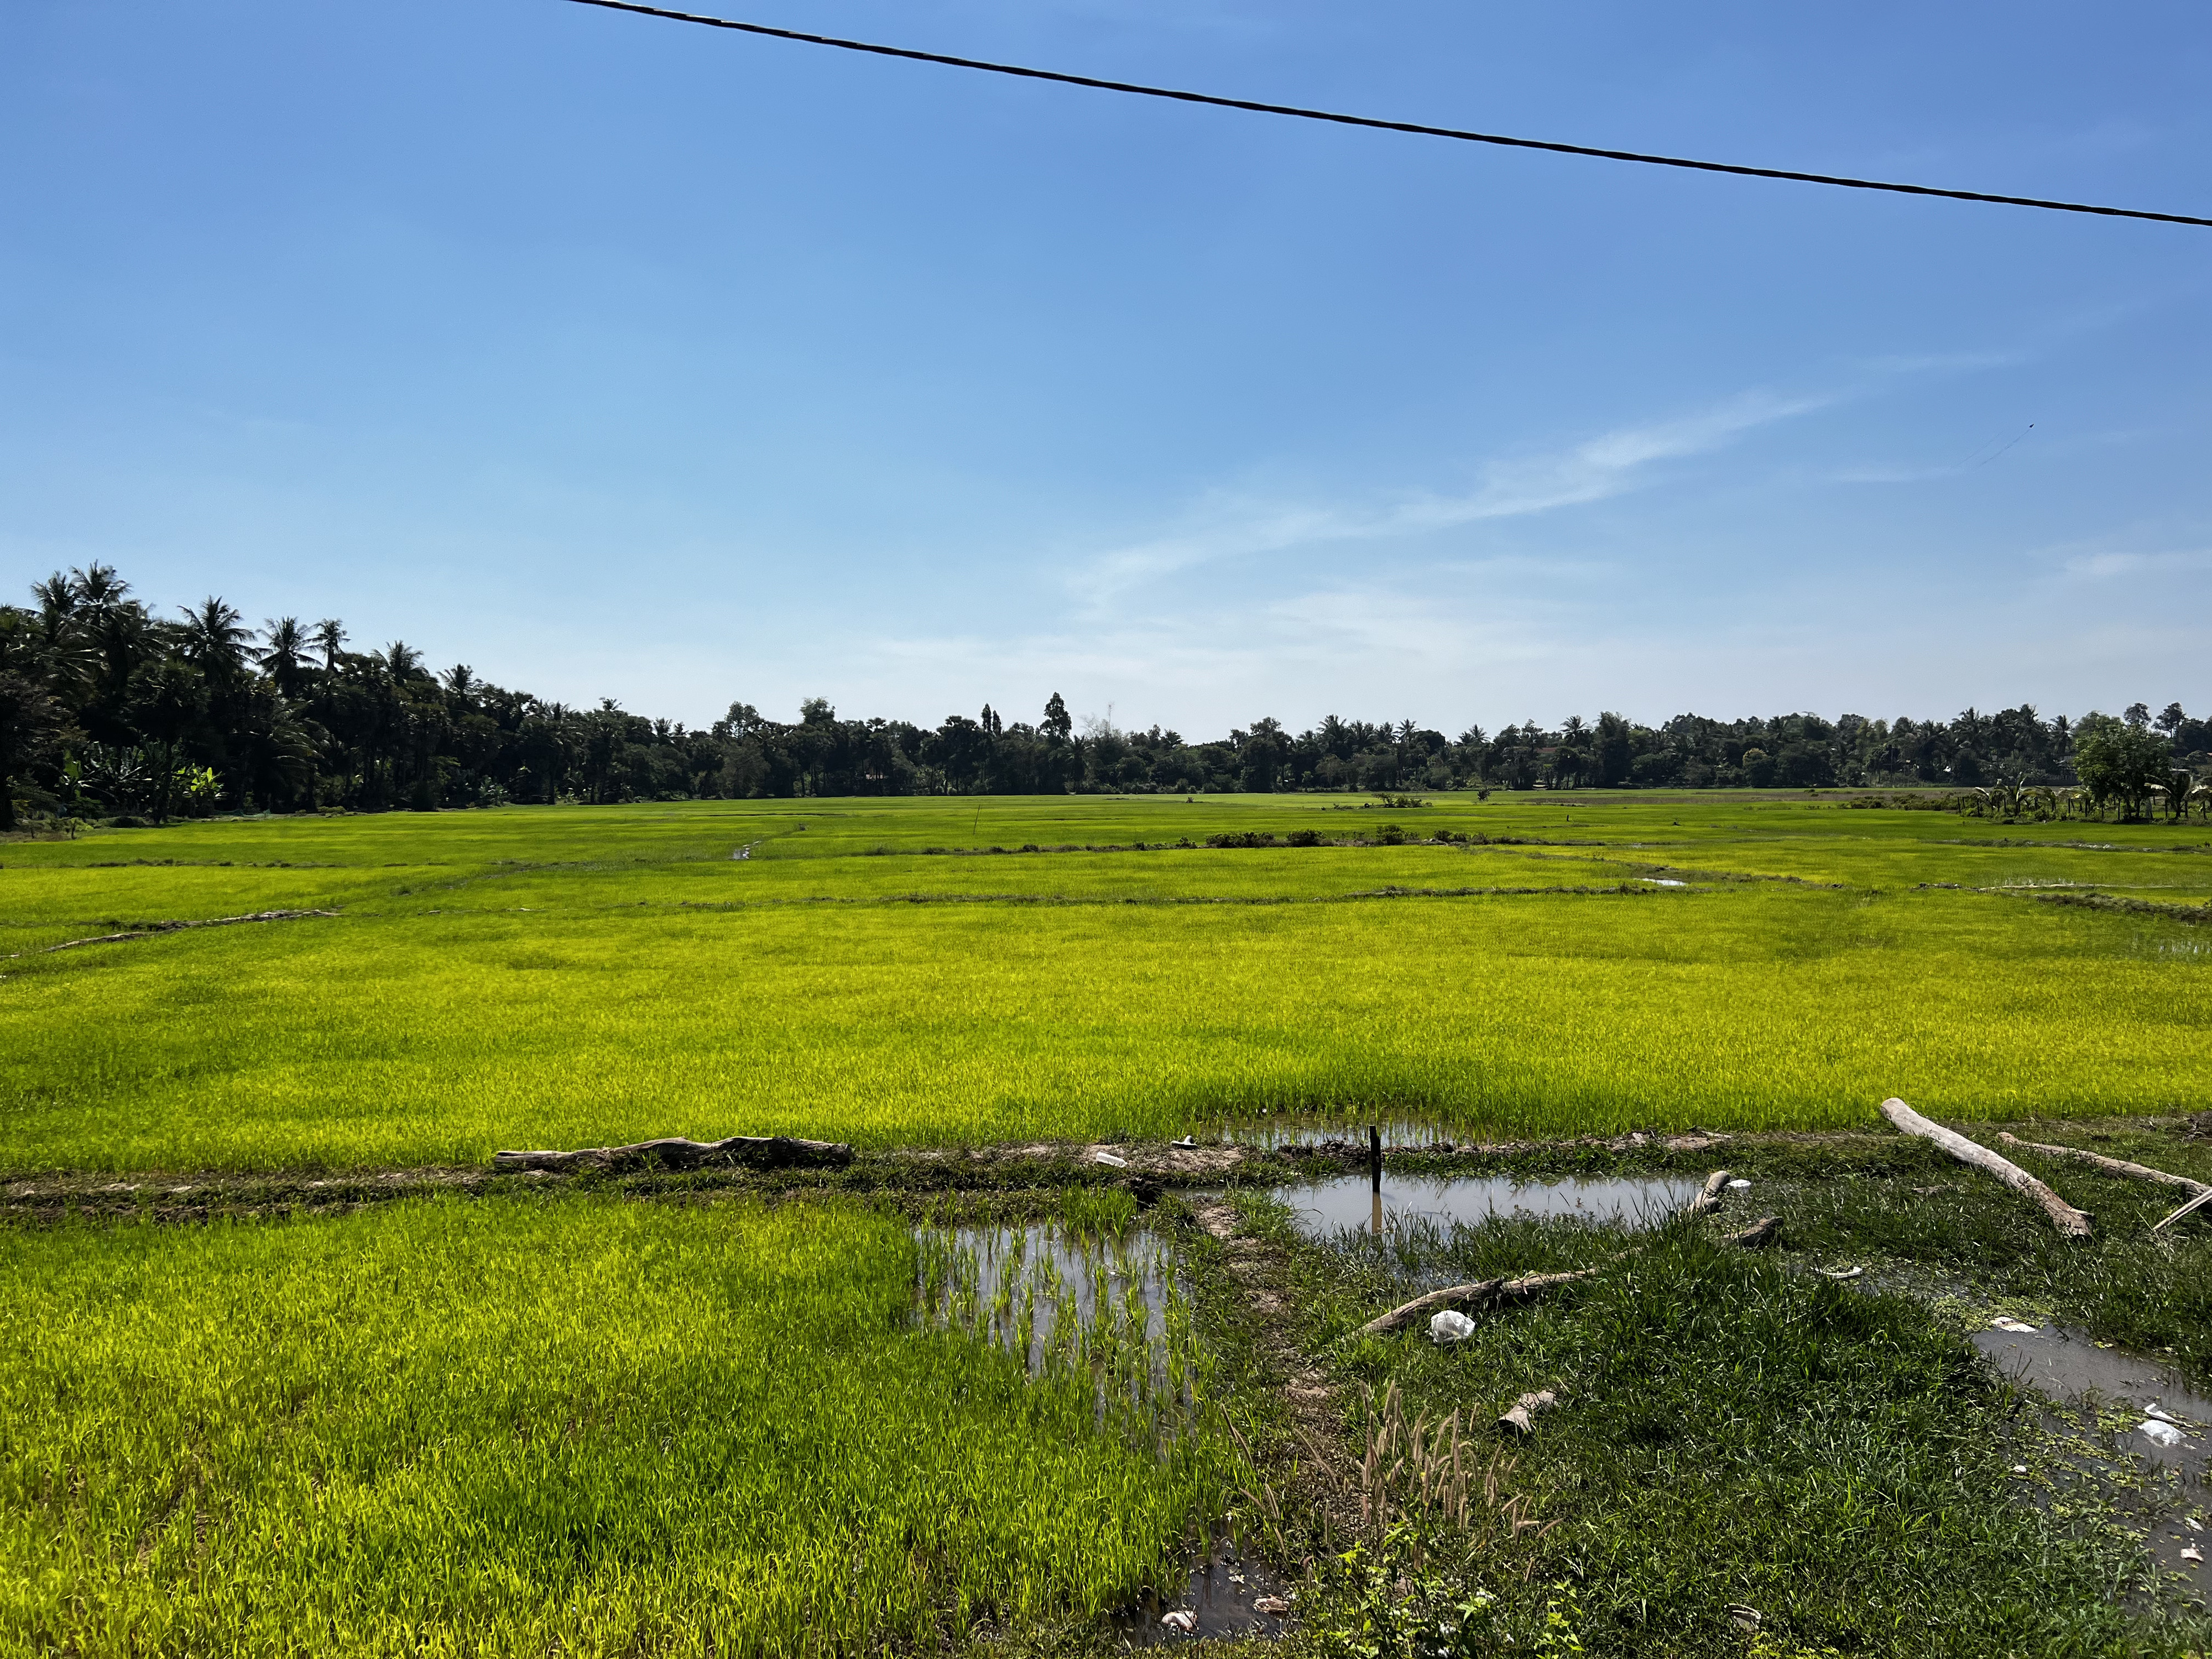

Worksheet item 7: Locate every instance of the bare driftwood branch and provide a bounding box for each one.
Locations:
[2153,1187,2212,1234]
[1498,1389,1558,1435]
[1995,1133,2209,1196]
[1725,1215,1781,1248]
[1355,1211,1783,1340]
[1354,1269,1598,1338]
[1683,1168,1731,1217]
[1881,1098,2091,1239]
[15,909,338,958]
[492,1134,853,1174]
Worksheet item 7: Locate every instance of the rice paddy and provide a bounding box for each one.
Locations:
[7,793,2211,1655]
[3,794,2208,1173]
[0,1194,1235,1658]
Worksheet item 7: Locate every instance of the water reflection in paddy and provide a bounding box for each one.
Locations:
[1275,1172,1702,1239]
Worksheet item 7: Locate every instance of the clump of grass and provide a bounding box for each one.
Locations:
[0,1194,1238,1657]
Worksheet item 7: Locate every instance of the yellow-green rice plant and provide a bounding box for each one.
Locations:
[0,1196,1239,1658]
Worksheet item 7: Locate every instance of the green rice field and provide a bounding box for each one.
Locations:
[3,794,2208,1173]
[0,1193,1230,1657]
[8,794,2212,1656]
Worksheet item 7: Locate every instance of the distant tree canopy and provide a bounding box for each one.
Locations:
[3,566,2206,826]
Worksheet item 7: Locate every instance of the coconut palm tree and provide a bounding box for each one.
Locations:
[178,597,252,676]
[257,617,310,696]
[312,618,347,670]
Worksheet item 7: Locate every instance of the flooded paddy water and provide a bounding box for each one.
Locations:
[915,1221,1186,1383]
[1274,1171,1703,1239]
[1976,1322,2211,1595]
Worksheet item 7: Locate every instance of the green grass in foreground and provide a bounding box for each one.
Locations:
[1241,1175,2212,1657]
[0,1195,1233,1658]
[3,795,2208,1172]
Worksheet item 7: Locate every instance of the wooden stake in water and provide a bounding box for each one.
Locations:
[1369,1125,1383,1235]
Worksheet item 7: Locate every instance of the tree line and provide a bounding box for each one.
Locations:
[2,565,2205,828]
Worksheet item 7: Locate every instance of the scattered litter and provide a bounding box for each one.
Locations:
[2183,1545,2205,1566]
[1990,1316,2039,1334]
[1092,1151,1129,1168]
[2187,1517,2204,1532]
[2012,1464,2028,1475]
[1727,1178,1752,1190]
[1499,1388,1559,1434]
[1726,1605,1762,1631]
[1817,1265,1864,1281]
[2144,1404,2180,1425]
[1170,1136,1198,1149]
[1429,1310,1477,1345]
[1160,1610,1197,1633]
[2139,1419,2185,1448]
[1254,1596,1292,1615]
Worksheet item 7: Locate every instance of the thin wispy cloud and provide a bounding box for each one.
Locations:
[2060,547,2212,580]
[1071,387,1831,602]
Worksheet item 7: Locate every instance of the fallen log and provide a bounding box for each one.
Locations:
[2153,1187,2212,1234]
[492,1134,853,1174]
[1995,1133,2208,1196]
[1498,1389,1558,1435]
[1354,1269,1598,1338]
[1683,1168,1732,1217]
[1355,1211,1784,1339]
[1881,1098,2090,1239]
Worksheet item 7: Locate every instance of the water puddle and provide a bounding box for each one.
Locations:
[916,1223,1192,1406]
[1274,1172,1700,1240]
[1975,1323,2210,1593]
[1112,1538,1294,1645]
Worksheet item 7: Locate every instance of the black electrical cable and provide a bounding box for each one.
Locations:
[567,0,2212,230]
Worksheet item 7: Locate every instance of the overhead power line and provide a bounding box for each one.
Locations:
[568,0,2211,230]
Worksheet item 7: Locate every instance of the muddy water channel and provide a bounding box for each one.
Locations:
[1976,1323,2211,1595]
[1274,1171,1702,1239]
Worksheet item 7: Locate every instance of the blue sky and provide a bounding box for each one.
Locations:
[4,0,2208,735]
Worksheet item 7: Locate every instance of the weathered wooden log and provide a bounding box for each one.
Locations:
[1995,1133,2208,1196]
[492,1134,853,1174]
[1683,1168,1731,1217]
[1355,1211,1783,1339]
[1498,1389,1558,1435]
[1881,1098,2090,1238]
[1354,1269,1598,1338]
[2153,1187,2212,1234]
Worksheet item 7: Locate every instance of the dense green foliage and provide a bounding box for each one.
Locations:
[4,794,2208,1173]
[0,1195,1232,1657]
[4,566,2208,821]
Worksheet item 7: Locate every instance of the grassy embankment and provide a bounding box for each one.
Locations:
[2,794,2208,1172]
[1220,1129,2212,1656]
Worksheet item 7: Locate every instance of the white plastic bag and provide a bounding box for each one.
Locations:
[2139,1419,2185,1448]
[1430,1310,1477,1344]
